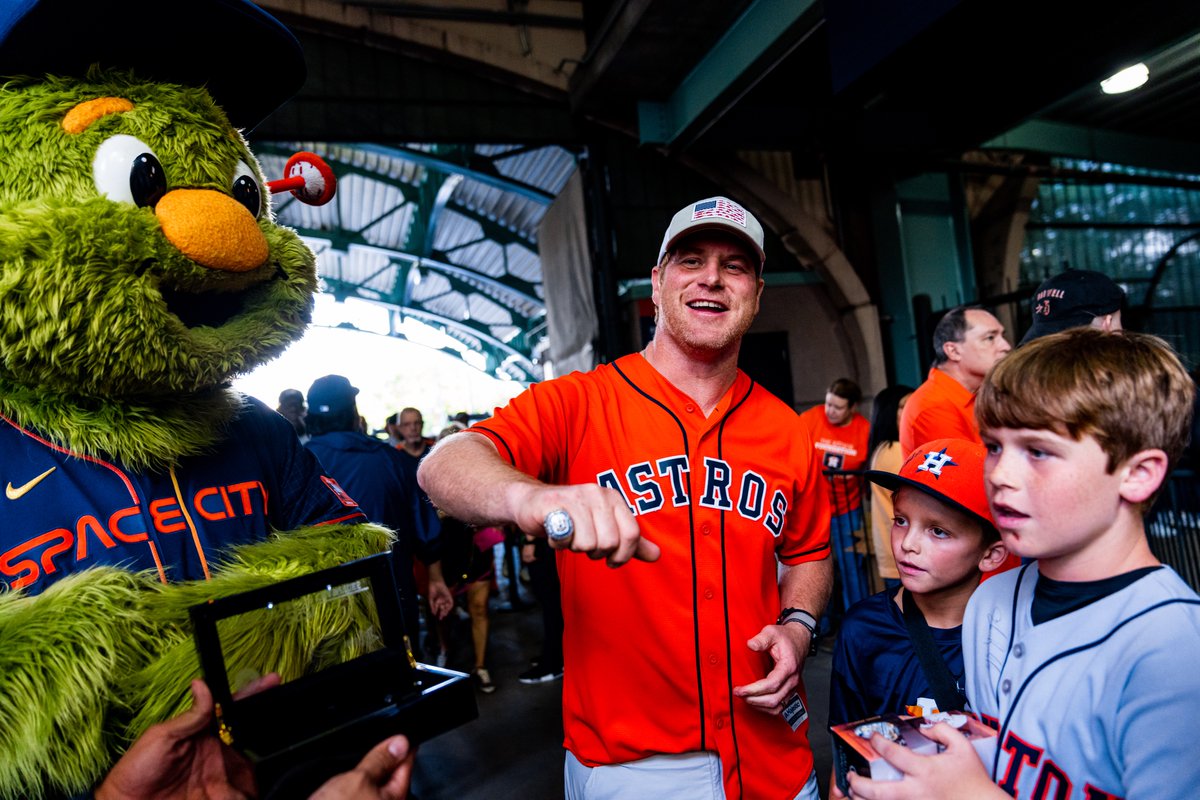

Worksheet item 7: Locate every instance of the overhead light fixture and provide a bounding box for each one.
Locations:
[1100,63,1149,94]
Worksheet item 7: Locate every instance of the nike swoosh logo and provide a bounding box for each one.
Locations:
[6,466,57,500]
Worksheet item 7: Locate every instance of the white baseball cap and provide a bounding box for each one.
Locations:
[657,196,766,271]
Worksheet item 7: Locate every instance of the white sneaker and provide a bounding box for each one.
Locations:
[474,667,496,693]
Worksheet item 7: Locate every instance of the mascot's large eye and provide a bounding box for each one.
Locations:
[232,161,262,219]
[93,134,167,208]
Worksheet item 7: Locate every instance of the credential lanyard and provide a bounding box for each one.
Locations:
[900,589,968,712]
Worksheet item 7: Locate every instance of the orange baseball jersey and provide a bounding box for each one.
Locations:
[899,367,980,456]
[469,353,830,800]
[797,405,870,515]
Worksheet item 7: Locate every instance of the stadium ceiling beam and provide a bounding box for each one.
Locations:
[315,251,543,335]
[288,225,542,304]
[354,143,555,205]
[434,199,536,251]
[637,0,819,151]
[342,2,584,30]
[259,141,552,383]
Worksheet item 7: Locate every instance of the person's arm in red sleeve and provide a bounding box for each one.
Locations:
[417,433,659,569]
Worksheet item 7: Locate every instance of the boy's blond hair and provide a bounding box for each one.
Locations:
[977,328,1194,509]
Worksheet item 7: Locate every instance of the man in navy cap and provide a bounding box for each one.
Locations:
[305,375,454,651]
[1020,268,1125,345]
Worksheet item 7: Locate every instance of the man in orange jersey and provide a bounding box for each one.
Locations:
[419,196,832,800]
[798,378,871,613]
[899,305,1011,456]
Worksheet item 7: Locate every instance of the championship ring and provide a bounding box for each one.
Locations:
[543,508,574,542]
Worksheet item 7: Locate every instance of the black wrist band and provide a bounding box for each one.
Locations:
[777,607,820,655]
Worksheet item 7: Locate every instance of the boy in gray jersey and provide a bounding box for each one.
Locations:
[848,328,1200,800]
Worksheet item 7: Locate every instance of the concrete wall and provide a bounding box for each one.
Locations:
[751,283,865,414]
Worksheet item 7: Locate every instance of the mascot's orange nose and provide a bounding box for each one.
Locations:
[156,189,269,272]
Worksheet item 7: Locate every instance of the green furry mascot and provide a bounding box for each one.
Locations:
[0,1,398,796]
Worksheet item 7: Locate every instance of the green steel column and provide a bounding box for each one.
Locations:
[871,171,975,386]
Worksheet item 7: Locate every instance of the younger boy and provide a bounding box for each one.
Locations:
[828,437,1008,797]
[848,328,1200,800]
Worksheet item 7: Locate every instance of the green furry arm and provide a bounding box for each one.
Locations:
[118,522,396,740]
[0,522,394,800]
[0,568,162,799]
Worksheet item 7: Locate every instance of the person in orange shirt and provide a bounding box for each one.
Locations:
[899,305,1011,456]
[900,306,1022,577]
[798,378,871,613]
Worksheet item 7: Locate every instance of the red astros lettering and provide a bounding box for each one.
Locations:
[1031,759,1071,800]
[999,731,1043,795]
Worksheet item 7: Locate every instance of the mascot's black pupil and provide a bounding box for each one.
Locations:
[130,153,166,208]
[233,175,261,217]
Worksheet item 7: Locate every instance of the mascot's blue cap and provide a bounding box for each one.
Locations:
[0,0,305,131]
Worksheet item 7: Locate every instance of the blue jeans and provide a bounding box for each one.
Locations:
[830,507,870,615]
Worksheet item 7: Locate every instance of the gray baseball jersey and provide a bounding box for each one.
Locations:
[964,563,1200,800]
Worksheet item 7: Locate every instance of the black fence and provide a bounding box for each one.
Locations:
[1146,469,1200,592]
[823,469,873,620]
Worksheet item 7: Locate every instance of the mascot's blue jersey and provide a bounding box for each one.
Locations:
[0,396,367,594]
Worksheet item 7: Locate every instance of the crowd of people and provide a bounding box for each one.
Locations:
[409,204,1193,800]
[793,266,1198,800]
[8,0,1195,794]
[271,387,566,701]
[105,201,1199,800]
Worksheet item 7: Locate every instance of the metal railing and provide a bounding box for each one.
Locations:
[1146,469,1200,592]
[823,469,873,617]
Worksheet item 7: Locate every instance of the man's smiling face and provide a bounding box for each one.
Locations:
[651,232,764,356]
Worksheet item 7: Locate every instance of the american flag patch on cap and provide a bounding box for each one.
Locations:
[692,198,747,226]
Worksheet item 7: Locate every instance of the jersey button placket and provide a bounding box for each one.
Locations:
[1013,643,1025,658]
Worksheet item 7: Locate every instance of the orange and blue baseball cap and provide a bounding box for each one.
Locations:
[865,438,997,536]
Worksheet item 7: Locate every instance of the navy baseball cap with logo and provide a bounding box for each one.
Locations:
[0,0,305,132]
[865,437,997,536]
[307,375,359,417]
[1020,269,1126,346]
[658,196,767,272]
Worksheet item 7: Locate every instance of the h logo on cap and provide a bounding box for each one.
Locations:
[917,448,958,478]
